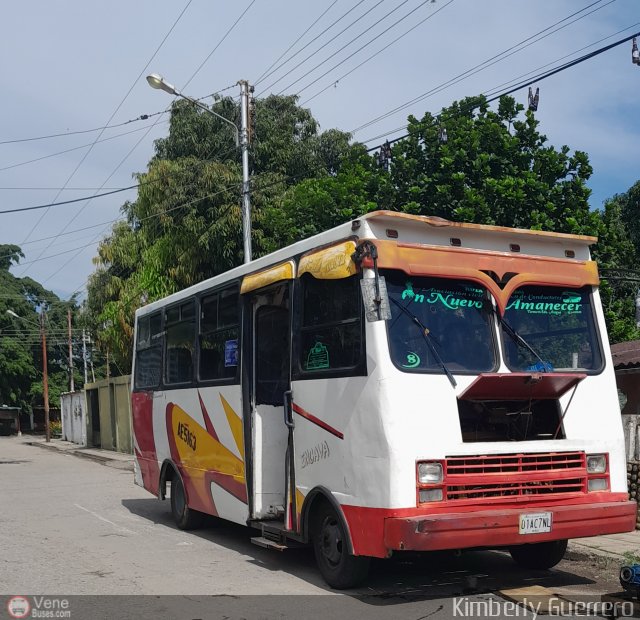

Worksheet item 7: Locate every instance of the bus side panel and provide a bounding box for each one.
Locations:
[132,390,160,496]
[161,385,249,526]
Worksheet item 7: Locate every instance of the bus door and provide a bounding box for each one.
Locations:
[247,282,293,521]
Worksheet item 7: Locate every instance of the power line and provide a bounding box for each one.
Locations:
[363,29,640,152]
[0,111,166,146]
[351,0,615,135]
[258,0,389,96]
[0,85,234,148]
[277,0,434,96]
[182,0,257,90]
[18,0,194,251]
[255,0,371,90]
[0,185,137,215]
[302,0,455,106]
[0,121,168,173]
[482,21,640,99]
[254,0,340,85]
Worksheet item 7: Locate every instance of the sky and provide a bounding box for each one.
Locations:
[1,0,638,301]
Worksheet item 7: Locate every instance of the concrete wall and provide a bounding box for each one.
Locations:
[85,376,132,454]
[60,391,86,445]
[616,369,640,461]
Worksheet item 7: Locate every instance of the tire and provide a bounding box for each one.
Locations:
[312,502,370,589]
[510,539,568,570]
[170,472,204,530]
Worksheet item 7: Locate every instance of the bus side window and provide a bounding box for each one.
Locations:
[164,300,195,385]
[199,287,240,383]
[297,274,364,377]
[134,312,163,390]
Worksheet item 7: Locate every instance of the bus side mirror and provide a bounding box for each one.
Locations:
[361,277,392,322]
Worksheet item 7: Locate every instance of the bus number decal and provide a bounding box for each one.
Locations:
[177,421,197,451]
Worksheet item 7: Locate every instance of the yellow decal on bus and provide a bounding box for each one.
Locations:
[298,241,357,279]
[241,261,295,294]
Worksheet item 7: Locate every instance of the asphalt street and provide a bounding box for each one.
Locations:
[0,437,630,619]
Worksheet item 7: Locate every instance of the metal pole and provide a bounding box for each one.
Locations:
[636,288,640,328]
[239,79,252,263]
[40,311,50,442]
[82,328,88,384]
[67,309,74,392]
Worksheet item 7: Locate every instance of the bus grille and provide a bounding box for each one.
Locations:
[444,452,587,502]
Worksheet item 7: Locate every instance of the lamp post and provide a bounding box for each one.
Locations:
[7,309,50,442]
[146,73,253,263]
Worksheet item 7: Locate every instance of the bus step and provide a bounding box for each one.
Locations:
[251,536,288,551]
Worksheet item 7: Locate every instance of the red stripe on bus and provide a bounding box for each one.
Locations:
[292,403,344,440]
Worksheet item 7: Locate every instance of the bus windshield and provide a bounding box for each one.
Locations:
[501,285,603,372]
[384,271,497,374]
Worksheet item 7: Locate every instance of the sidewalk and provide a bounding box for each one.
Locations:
[23,436,134,471]
[570,530,640,560]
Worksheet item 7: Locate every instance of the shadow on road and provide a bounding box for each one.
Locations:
[121,497,594,603]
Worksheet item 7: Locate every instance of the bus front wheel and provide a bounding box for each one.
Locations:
[509,539,568,570]
[312,503,370,589]
[170,472,204,530]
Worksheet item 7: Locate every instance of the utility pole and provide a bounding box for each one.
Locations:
[67,309,74,392]
[82,329,88,384]
[238,79,252,264]
[40,310,50,443]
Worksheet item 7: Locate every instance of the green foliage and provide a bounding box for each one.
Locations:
[0,245,79,412]
[86,92,640,364]
[86,95,353,370]
[593,183,640,343]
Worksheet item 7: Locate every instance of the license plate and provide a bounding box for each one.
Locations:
[519,512,552,535]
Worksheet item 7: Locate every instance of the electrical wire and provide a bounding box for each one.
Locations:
[18,0,194,250]
[0,111,166,146]
[0,86,234,148]
[255,0,371,90]
[254,0,340,85]
[362,29,640,151]
[302,0,455,106]
[0,121,169,173]
[259,0,393,96]
[351,0,614,135]
[182,0,257,90]
[290,0,439,97]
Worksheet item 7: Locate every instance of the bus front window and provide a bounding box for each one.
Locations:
[501,285,603,372]
[384,271,497,374]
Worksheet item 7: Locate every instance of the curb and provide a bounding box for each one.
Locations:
[25,441,134,471]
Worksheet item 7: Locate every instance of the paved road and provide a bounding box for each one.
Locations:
[0,437,626,619]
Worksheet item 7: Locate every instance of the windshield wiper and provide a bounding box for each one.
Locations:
[497,313,552,373]
[389,297,457,388]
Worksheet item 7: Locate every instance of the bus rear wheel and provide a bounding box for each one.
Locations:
[509,539,568,570]
[170,472,204,530]
[312,503,370,589]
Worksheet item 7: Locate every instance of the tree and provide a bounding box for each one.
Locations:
[270,95,599,240]
[593,182,640,343]
[86,95,353,370]
[0,245,78,412]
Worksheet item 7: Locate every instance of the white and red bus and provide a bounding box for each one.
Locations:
[131,211,635,588]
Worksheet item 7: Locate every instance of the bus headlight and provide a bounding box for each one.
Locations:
[586,454,607,474]
[417,462,443,484]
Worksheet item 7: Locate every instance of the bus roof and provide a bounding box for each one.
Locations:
[136,211,597,317]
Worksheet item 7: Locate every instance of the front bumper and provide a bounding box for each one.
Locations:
[384,499,637,552]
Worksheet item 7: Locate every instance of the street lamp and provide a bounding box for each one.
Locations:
[146,73,253,263]
[7,309,50,442]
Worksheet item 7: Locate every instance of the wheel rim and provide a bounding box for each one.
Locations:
[320,516,344,567]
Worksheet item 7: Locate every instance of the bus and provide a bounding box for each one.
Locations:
[131,211,635,589]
